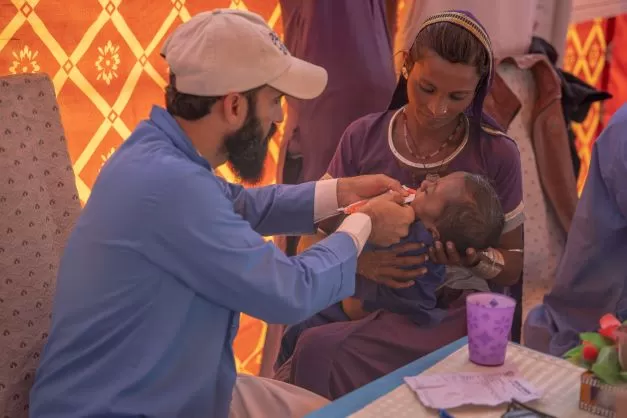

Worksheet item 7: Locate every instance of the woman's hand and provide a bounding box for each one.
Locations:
[357,242,428,289]
[428,240,480,267]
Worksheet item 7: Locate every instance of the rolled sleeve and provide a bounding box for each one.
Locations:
[336,213,372,254]
[313,179,339,222]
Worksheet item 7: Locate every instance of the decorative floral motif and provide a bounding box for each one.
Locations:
[95,41,120,85]
[490,342,508,354]
[476,332,494,345]
[493,315,512,335]
[8,46,40,74]
[467,314,479,331]
[100,147,116,169]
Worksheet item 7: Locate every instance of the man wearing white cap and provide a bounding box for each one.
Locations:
[28,9,415,418]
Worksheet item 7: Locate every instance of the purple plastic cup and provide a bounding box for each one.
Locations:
[466,292,516,366]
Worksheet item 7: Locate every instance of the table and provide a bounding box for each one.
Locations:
[306,337,593,417]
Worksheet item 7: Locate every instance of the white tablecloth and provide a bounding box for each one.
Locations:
[350,343,593,418]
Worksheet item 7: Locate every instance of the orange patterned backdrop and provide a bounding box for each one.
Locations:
[0,0,623,375]
[563,17,610,194]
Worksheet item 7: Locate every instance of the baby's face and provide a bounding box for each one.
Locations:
[410,172,468,227]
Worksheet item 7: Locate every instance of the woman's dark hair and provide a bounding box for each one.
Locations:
[164,73,261,121]
[406,22,490,81]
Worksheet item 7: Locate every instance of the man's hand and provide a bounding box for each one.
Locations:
[337,174,408,208]
[357,191,415,247]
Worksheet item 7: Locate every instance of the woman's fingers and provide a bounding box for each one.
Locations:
[377,278,415,289]
[430,241,448,264]
[389,242,425,255]
[444,241,462,264]
[367,246,425,267]
[379,266,428,280]
[391,254,429,267]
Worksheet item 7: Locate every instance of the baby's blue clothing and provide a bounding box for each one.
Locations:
[355,221,447,324]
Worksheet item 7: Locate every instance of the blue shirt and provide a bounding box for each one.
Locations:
[356,221,447,325]
[29,107,358,418]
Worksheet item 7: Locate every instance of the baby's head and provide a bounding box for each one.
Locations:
[410,172,504,252]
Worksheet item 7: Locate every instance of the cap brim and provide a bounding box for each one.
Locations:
[268,56,328,100]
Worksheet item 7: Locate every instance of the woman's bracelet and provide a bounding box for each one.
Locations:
[469,247,505,279]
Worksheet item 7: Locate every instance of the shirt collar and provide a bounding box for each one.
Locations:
[149,106,213,171]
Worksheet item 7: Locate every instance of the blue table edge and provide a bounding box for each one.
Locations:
[305,337,469,417]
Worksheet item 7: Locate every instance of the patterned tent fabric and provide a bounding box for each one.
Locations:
[0,73,82,418]
[562,17,611,194]
[0,0,285,376]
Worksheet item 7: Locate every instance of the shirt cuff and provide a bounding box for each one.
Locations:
[336,213,372,255]
[313,179,339,222]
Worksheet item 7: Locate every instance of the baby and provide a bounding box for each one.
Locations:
[342,171,505,323]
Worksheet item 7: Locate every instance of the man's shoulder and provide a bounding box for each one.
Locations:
[604,104,627,141]
[610,103,627,125]
[595,104,627,167]
[98,130,220,206]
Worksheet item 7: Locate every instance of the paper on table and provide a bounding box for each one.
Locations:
[404,367,542,409]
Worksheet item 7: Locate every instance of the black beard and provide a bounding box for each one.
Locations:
[224,106,276,184]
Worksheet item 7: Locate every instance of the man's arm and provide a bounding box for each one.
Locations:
[144,170,368,325]
[226,179,340,237]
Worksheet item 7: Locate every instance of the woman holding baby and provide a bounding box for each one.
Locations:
[274,10,525,399]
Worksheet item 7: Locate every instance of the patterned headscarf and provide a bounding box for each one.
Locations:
[388,10,502,135]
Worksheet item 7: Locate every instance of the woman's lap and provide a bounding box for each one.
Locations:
[275,303,349,370]
[275,302,468,400]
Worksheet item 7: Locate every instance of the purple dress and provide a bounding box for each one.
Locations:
[273,109,524,399]
[273,10,524,400]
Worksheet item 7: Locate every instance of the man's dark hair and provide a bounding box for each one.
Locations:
[164,73,261,121]
[435,173,504,253]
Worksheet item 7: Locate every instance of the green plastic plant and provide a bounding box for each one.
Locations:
[563,314,627,385]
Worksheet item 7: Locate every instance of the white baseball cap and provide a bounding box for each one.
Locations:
[161,9,328,100]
